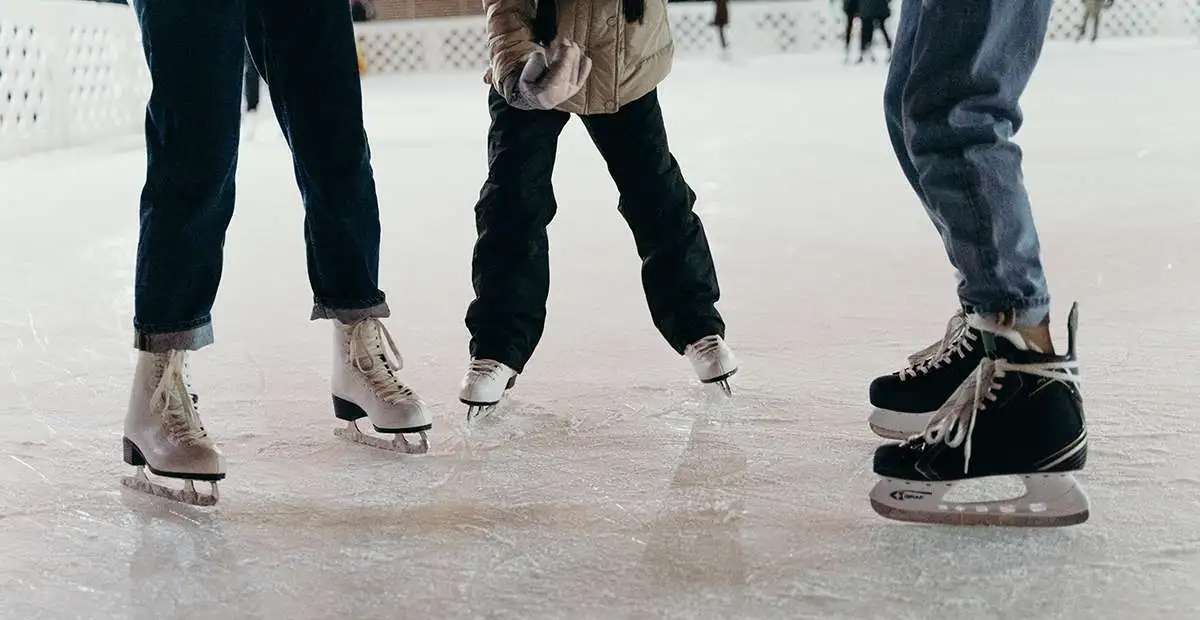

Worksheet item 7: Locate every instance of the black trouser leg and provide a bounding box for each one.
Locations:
[245,0,388,319]
[243,48,261,112]
[580,90,725,354]
[861,18,876,55]
[130,0,245,350]
[879,19,893,50]
[465,90,570,372]
[844,12,855,51]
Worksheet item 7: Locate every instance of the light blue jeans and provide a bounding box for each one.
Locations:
[885,0,1052,327]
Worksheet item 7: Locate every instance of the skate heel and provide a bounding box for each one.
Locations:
[122,437,146,466]
[332,395,368,422]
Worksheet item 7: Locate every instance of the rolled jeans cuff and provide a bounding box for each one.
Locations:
[134,322,215,352]
[963,299,1050,328]
[310,297,391,324]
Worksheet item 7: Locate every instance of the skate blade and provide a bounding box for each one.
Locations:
[120,468,219,507]
[334,420,429,455]
[465,404,498,422]
[869,473,1090,527]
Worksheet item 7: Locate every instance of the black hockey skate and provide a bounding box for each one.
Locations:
[868,310,985,439]
[870,304,1089,527]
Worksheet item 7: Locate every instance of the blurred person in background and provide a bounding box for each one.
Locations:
[713,0,731,59]
[457,0,740,417]
[840,0,861,64]
[119,0,434,506]
[1078,0,1114,43]
[241,48,263,139]
[857,0,892,63]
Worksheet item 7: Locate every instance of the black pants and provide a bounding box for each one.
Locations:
[466,89,725,372]
[862,18,893,54]
[244,49,261,111]
[130,0,386,350]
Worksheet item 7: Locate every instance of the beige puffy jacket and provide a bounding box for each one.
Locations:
[485,0,674,115]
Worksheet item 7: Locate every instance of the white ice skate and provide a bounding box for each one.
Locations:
[122,350,225,506]
[458,359,518,421]
[685,335,738,396]
[332,318,432,454]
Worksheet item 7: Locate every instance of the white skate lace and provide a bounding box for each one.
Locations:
[349,319,416,404]
[687,335,724,360]
[151,351,208,447]
[912,355,1081,473]
[466,358,505,381]
[899,311,977,380]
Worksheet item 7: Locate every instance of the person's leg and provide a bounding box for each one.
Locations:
[465,91,570,373]
[244,0,388,323]
[860,17,875,60]
[899,0,1053,336]
[243,48,261,112]
[844,10,855,54]
[130,0,245,352]
[580,90,725,354]
[1091,8,1101,42]
[884,0,928,207]
[879,18,893,51]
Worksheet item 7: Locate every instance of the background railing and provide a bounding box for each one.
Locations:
[2,0,1197,158]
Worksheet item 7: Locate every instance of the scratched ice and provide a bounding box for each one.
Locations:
[2,40,1198,618]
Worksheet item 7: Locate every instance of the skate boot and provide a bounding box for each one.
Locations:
[122,350,225,506]
[685,335,738,396]
[868,310,985,439]
[332,318,432,454]
[459,359,518,421]
[869,303,1089,527]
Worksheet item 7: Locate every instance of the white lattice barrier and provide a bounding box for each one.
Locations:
[0,0,148,159]
[356,0,1200,75]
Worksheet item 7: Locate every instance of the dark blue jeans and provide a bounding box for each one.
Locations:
[885,0,1052,327]
[131,0,388,352]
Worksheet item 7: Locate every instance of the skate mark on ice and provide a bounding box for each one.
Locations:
[640,410,749,589]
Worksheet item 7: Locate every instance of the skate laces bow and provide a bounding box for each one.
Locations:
[151,351,208,446]
[917,355,1080,473]
[350,319,415,403]
[900,311,976,380]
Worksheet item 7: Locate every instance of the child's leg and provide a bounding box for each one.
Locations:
[579,90,725,354]
[465,90,571,373]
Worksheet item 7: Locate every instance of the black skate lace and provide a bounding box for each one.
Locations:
[152,351,209,447]
[910,355,1080,474]
[349,319,416,403]
[467,358,505,379]
[899,311,977,381]
[687,335,724,359]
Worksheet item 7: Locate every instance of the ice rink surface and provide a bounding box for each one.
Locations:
[2,39,1199,618]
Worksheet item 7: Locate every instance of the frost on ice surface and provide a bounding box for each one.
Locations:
[2,41,1200,618]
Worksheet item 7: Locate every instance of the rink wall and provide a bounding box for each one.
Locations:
[0,0,148,159]
[354,0,1200,74]
[1,0,1198,159]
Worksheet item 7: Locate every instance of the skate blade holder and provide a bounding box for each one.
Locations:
[870,473,1090,527]
[464,403,499,422]
[334,419,429,455]
[702,370,737,397]
[121,467,220,507]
